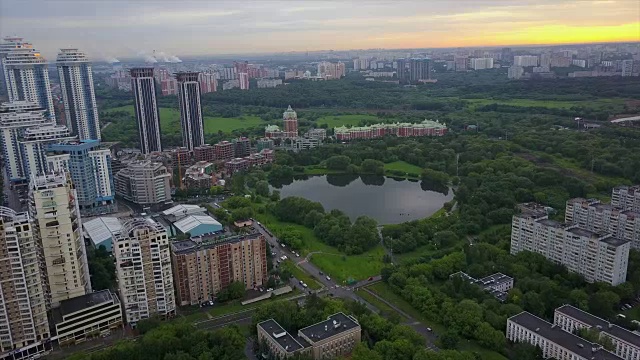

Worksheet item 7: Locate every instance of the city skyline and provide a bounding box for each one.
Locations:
[1,0,638,60]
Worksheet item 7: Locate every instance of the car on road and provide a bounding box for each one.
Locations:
[368,276,374,281]
[271,252,276,256]
[281,243,286,248]
[326,276,331,281]
[299,280,304,284]
[294,252,300,257]
[426,328,432,332]
[302,283,308,288]
[267,288,273,292]
[319,271,324,275]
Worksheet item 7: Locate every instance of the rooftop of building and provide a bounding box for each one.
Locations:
[477,272,513,287]
[537,218,564,227]
[613,185,640,194]
[516,202,551,219]
[299,313,360,343]
[162,204,205,217]
[83,217,122,244]
[556,305,640,347]
[600,236,629,247]
[226,158,248,164]
[567,227,601,238]
[173,215,222,234]
[58,290,115,318]
[567,198,601,206]
[257,319,306,353]
[508,312,622,360]
[171,232,261,255]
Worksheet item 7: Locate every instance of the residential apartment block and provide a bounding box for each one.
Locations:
[29,171,90,307]
[612,186,640,213]
[171,233,267,306]
[257,313,361,359]
[511,203,629,285]
[565,198,640,249]
[554,305,640,360]
[0,208,50,359]
[114,161,171,206]
[214,141,234,161]
[113,218,175,325]
[506,311,622,360]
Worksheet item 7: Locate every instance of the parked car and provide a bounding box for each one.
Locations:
[302,283,308,288]
[326,276,331,281]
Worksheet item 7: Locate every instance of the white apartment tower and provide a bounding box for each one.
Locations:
[0,101,51,183]
[29,171,90,307]
[0,207,50,359]
[113,218,175,325]
[2,47,56,121]
[56,48,101,141]
[511,204,629,286]
[612,185,640,213]
[0,37,31,96]
[566,198,640,249]
[20,124,73,181]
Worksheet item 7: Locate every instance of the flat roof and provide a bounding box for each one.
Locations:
[556,305,640,347]
[509,312,622,360]
[162,204,205,217]
[174,215,222,234]
[83,217,122,246]
[600,236,629,247]
[299,313,359,342]
[258,319,305,353]
[59,290,114,317]
[478,272,513,287]
[171,232,262,255]
[567,227,599,237]
[538,218,564,227]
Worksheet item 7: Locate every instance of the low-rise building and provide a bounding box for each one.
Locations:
[334,120,447,141]
[53,290,123,347]
[82,217,122,251]
[226,158,250,173]
[194,144,216,162]
[173,215,223,237]
[161,204,207,222]
[257,138,274,151]
[555,305,640,360]
[257,313,361,359]
[506,311,622,360]
[171,233,267,305]
[257,78,283,88]
[450,272,514,302]
[307,128,327,140]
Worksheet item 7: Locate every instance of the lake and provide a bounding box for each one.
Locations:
[271,174,453,225]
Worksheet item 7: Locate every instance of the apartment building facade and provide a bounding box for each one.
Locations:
[0,208,50,359]
[29,171,90,307]
[114,161,171,206]
[554,305,640,360]
[113,218,175,325]
[506,312,622,360]
[171,233,267,306]
[510,204,630,285]
[565,198,640,249]
[612,186,640,213]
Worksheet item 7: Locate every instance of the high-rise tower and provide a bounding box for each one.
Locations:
[56,49,101,140]
[0,207,50,358]
[2,47,56,121]
[130,68,161,154]
[408,58,431,83]
[0,36,30,97]
[282,105,298,138]
[29,171,90,307]
[176,72,204,151]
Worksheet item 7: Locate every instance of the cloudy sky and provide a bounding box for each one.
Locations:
[1,0,638,60]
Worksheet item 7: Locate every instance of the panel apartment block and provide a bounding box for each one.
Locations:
[171,233,267,306]
[566,198,640,249]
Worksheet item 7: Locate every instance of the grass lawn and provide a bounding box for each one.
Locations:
[103,105,263,134]
[316,114,381,128]
[463,97,626,111]
[309,246,386,284]
[280,260,322,289]
[383,161,423,175]
[253,211,336,255]
[367,283,507,360]
[354,288,407,322]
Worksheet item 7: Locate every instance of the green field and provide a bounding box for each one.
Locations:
[354,288,407,322]
[309,246,386,284]
[463,97,626,110]
[280,260,322,290]
[384,161,423,175]
[103,105,263,134]
[316,114,381,128]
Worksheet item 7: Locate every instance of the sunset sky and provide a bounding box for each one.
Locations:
[1,0,638,60]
